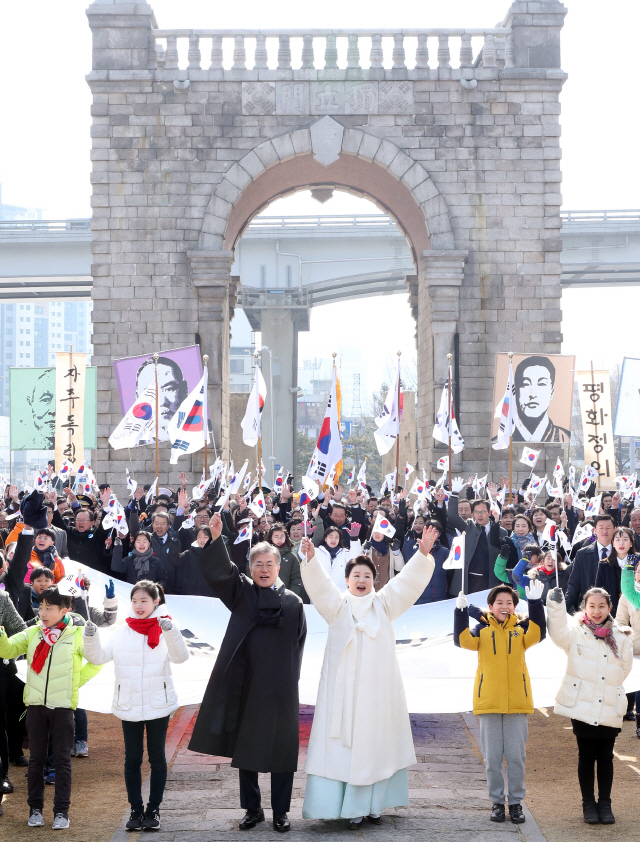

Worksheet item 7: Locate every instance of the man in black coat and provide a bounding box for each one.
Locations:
[50,490,112,574]
[566,515,615,614]
[445,492,508,595]
[188,513,306,833]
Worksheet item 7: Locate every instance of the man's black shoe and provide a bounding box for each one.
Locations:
[126,809,144,831]
[239,808,265,830]
[623,712,635,721]
[141,808,160,831]
[509,804,525,824]
[490,803,505,823]
[273,813,290,832]
[10,756,28,767]
[1,777,14,794]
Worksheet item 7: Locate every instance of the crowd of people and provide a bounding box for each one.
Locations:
[0,462,638,830]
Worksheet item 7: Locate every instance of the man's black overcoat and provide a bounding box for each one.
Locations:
[188,536,306,773]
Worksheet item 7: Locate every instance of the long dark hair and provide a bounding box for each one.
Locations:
[268,523,291,549]
[606,526,635,567]
[321,525,348,550]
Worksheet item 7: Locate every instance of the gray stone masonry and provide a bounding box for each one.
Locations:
[87,0,567,492]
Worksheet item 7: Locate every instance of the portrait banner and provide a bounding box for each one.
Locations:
[112,345,206,446]
[576,369,616,490]
[614,357,640,437]
[9,366,97,451]
[55,352,86,471]
[490,353,575,444]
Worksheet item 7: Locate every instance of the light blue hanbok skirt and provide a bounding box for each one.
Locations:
[302,768,409,820]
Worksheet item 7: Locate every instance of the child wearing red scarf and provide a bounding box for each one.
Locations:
[0,586,101,829]
[82,579,189,833]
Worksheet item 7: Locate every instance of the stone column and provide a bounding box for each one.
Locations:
[86,0,155,74]
[506,0,567,70]
[416,250,468,471]
[188,251,237,463]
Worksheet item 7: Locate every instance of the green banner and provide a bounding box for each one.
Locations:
[9,367,97,451]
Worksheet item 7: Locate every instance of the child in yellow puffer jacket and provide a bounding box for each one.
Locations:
[454,582,546,825]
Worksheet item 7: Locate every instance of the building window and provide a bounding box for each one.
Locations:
[230,359,245,374]
[35,306,43,313]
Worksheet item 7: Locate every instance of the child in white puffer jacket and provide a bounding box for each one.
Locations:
[83,579,189,832]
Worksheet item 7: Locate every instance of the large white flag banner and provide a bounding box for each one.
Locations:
[374,357,402,456]
[492,359,516,450]
[42,560,640,715]
[168,367,209,464]
[306,367,343,485]
[432,382,464,454]
[108,383,156,450]
[241,364,267,447]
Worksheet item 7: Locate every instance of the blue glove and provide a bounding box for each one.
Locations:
[467,603,483,622]
[105,579,115,599]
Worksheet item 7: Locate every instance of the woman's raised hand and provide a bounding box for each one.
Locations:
[208,512,223,540]
[417,525,439,557]
[300,537,315,561]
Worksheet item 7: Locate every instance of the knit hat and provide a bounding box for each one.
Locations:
[20,490,48,530]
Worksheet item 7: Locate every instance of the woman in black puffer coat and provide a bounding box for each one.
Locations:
[174,527,217,597]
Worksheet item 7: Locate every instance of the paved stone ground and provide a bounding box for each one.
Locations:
[110,706,546,842]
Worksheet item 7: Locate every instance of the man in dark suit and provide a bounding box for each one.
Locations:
[565,515,615,614]
[188,514,306,833]
[446,493,508,595]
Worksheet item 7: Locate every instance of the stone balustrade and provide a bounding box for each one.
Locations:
[150,29,513,75]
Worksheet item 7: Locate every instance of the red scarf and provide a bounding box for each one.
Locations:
[32,619,68,675]
[126,615,171,649]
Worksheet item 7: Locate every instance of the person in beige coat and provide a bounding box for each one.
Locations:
[298,527,437,829]
[546,585,633,826]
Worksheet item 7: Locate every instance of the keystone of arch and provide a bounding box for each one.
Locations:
[199,119,455,253]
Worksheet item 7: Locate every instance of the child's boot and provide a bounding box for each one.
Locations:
[582,799,600,824]
[490,803,505,823]
[597,799,615,824]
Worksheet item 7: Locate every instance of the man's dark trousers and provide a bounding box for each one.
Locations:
[239,769,294,815]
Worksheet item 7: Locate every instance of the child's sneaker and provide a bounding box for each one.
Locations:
[490,803,505,823]
[142,808,161,831]
[126,809,144,831]
[75,741,89,758]
[52,813,70,829]
[28,808,45,827]
[509,804,525,824]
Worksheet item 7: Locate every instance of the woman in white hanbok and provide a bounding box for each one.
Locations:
[299,528,437,829]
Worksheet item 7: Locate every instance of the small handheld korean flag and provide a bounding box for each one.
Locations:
[553,458,564,482]
[234,521,253,545]
[58,460,74,479]
[437,456,449,473]
[145,477,158,505]
[585,494,602,518]
[126,469,137,497]
[250,491,266,519]
[409,478,426,497]
[57,573,84,598]
[520,447,540,469]
[299,476,319,510]
[443,534,465,570]
[405,462,415,482]
[572,521,594,547]
[274,469,284,493]
[372,512,396,538]
[180,510,196,531]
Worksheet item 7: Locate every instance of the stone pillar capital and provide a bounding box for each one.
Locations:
[420,249,468,288]
[86,0,155,73]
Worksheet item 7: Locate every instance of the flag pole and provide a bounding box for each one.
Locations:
[202,354,209,478]
[395,351,402,494]
[508,351,514,506]
[447,353,453,488]
[254,351,262,495]
[153,353,159,483]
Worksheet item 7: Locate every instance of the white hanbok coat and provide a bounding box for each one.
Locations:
[301,549,434,787]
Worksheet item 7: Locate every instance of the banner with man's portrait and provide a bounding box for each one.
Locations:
[113,345,207,446]
[491,353,575,444]
[9,366,98,451]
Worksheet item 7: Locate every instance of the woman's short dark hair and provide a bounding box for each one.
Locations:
[133,531,153,547]
[322,525,347,549]
[487,584,519,607]
[195,526,212,541]
[285,518,304,535]
[268,523,291,548]
[345,556,377,580]
[130,579,166,606]
[30,567,55,584]
[35,527,56,542]
[513,514,533,532]
[38,586,73,608]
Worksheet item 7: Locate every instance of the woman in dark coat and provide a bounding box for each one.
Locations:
[175,527,217,597]
[111,532,168,591]
[188,514,306,833]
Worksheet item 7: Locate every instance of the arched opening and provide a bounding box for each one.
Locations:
[228,187,418,490]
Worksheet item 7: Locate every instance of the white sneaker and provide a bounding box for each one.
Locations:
[52,814,70,830]
[75,741,89,757]
[28,809,45,827]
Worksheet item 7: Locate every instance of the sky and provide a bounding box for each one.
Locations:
[0,0,638,395]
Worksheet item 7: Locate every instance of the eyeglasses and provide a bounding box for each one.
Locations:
[251,561,277,570]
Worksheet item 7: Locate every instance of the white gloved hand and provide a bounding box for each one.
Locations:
[159,617,173,631]
[456,591,468,610]
[525,581,545,602]
[451,477,466,494]
[84,621,97,637]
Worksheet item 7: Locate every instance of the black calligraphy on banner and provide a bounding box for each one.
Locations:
[55,355,86,472]
[576,370,616,491]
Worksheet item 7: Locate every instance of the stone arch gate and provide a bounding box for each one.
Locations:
[86,0,567,487]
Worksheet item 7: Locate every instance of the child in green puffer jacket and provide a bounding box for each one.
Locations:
[0,585,101,830]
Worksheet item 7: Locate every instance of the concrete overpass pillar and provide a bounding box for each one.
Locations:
[259,308,308,486]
